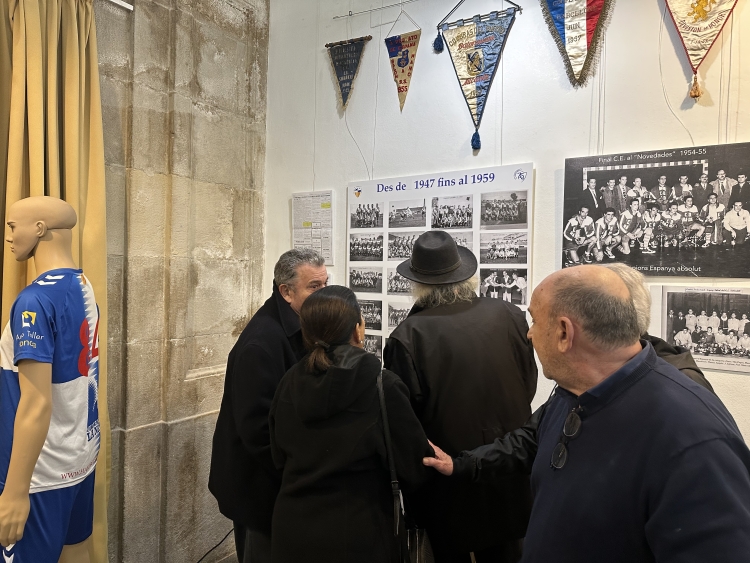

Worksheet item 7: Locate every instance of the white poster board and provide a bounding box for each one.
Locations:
[347,164,534,356]
[292,190,334,265]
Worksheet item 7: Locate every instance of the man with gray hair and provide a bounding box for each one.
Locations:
[384,230,537,563]
[209,249,327,563]
[424,265,750,562]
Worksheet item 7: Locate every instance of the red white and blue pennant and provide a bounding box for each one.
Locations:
[539,0,615,87]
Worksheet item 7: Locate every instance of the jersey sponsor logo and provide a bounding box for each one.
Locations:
[21,311,36,327]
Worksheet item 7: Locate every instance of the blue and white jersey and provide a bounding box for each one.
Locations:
[0,268,100,492]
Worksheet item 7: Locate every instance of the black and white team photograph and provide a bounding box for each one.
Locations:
[359,300,383,331]
[661,288,750,374]
[349,267,383,294]
[349,202,383,229]
[480,190,528,230]
[388,231,423,260]
[480,232,528,264]
[449,232,473,251]
[349,233,384,261]
[388,303,411,329]
[387,268,411,295]
[388,198,427,228]
[479,268,528,306]
[561,142,750,277]
[431,195,473,229]
[363,334,383,361]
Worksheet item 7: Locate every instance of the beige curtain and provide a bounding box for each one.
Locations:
[0,0,110,561]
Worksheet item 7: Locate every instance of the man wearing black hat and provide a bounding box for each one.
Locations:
[383,231,537,563]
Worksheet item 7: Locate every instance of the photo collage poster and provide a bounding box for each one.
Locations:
[347,164,534,359]
[654,286,750,376]
[560,141,750,277]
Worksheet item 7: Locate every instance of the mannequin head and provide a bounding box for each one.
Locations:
[5,196,77,271]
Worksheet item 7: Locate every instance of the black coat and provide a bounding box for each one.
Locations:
[269,346,433,563]
[208,285,307,532]
[383,297,537,551]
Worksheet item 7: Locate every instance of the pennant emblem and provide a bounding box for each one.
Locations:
[539,0,615,87]
[326,35,372,109]
[664,0,738,100]
[385,30,421,111]
[441,9,518,150]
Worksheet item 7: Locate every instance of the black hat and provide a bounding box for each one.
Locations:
[397,231,477,285]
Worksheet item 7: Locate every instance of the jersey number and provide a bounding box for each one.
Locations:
[78,318,100,377]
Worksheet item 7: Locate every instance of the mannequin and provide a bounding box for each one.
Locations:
[0,197,99,563]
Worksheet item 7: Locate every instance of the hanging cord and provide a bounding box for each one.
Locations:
[724,12,734,144]
[312,1,320,191]
[658,3,695,146]
[194,529,233,563]
[371,0,386,179]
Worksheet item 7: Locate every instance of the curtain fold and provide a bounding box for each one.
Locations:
[0,0,110,561]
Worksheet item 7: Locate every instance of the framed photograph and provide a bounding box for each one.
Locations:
[660,286,750,374]
[387,268,412,296]
[431,195,473,229]
[363,334,383,361]
[449,232,473,251]
[561,142,750,277]
[350,202,384,229]
[388,303,411,329]
[480,232,528,264]
[388,199,427,228]
[349,267,383,294]
[479,268,529,306]
[480,190,528,230]
[359,300,383,331]
[388,231,424,261]
[349,233,384,262]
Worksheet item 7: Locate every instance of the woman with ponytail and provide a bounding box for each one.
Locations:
[269,285,433,563]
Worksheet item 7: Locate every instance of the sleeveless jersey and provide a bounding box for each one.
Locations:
[0,268,100,492]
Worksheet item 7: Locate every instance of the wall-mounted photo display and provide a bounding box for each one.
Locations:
[350,202,384,229]
[656,286,750,375]
[561,141,750,277]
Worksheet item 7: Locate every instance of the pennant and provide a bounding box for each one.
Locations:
[440,9,518,150]
[539,0,615,87]
[326,36,372,109]
[664,0,739,100]
[385,30,421,111]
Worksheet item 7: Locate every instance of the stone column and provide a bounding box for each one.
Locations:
[95,0,268,561]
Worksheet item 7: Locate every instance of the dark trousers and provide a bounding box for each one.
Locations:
[723,227,748,244]
[430,534,523,563]
[233,521,272,563]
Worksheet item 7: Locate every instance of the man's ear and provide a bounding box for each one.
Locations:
[278,284,293,305]
[556,316,574,354]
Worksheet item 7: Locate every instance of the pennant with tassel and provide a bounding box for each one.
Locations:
[436,4,520,151]
[326,35,372,109]
[664,0,739,101]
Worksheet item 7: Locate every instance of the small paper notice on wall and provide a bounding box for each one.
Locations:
[292,190,334,266]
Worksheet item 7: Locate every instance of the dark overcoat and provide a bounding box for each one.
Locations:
[383,296,538,551]
[269,346,433,563]
[208,284,306,532]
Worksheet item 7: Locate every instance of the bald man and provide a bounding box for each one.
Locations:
[425,265,750,563]
[1,197,99,563]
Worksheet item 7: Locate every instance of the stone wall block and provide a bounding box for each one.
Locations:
[164,414,234,563]
[231,187,251,260]
[125,256,166,342]
[195,19,245,114]
[108,428,124,563]
[167,257,189,340]
[105,165,128,256]
[107,339,125,430]
[107,254,125,342]
[191,180,235,259]
[132,84,170,174]
[94,0,133,82]
[170,175,193,258]
[174,9,197,98]
[171,94,194,178]
[133,0,172,91]
[244,2,268,122]
[123,339,164,428]
[179,0,246,41]
[189,259,247,337]
[244,121,266,191]
[121,424,164,562]
[192,104,245,188]
[127,169,168,257]
[100,77,131,167]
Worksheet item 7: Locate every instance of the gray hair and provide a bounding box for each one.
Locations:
[273,248,325,287]
[603,263,651,335]
[412,277,478,309]
[550,277,640,350]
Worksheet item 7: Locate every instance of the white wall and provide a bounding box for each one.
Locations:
[264,0,750,436]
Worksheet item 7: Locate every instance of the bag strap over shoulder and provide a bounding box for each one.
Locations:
[377,369,402,536]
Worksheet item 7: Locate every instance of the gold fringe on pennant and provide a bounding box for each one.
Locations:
[689,74,702,100]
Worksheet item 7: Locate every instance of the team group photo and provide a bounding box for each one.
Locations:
[349,202,383,229]
[431,195,473,229]
[349,267,383,294]
[359,300,383,331]
[480,232,528,264]
[480,190,528,230]
[349,234,384,262]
